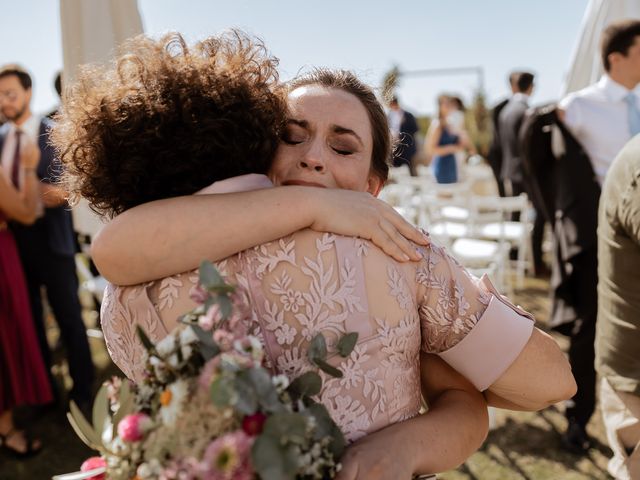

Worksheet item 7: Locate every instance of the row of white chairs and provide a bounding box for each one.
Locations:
[381,171,534,293]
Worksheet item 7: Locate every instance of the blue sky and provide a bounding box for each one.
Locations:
[1,0,589,116]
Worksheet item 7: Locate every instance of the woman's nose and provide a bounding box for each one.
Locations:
[299,142,326,172]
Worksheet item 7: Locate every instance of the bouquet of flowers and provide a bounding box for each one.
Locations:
[55,262,358,480]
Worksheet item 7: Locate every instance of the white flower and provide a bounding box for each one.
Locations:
[181,344,193,360]
[160,380,189,426]
[271,374,290,392]
[168,353,180,368]
[180,326,199,345]
[156,334,177,358]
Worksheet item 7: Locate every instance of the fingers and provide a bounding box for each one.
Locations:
[384,207,430,246]
[380,218,423,262]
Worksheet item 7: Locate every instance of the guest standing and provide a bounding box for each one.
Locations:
[426,94,468,184]
[556,19,640,453]
[0,140,52,456]
[0,64,94,410]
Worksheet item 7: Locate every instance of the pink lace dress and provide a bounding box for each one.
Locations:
[101,176,534,442]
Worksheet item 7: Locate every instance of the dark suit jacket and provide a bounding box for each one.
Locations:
[0,117,76,258]
[520,104,600,330]
[487,97,510,175]
[499,96,529,183]
[392,110,419,167]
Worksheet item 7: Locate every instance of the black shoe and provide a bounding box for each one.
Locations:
[561,421,591,455]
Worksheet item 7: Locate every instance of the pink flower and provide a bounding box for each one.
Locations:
[198,357,221,390]
[213,329,234,351]
[200,431,254,480]
[241,412,266,436]
[117,413,152,442]
[80,457,106,479]
[199,304,223,331]
[189,285,209,305]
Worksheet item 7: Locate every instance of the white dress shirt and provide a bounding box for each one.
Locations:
[559,75,640,184]
[0,114,40,188]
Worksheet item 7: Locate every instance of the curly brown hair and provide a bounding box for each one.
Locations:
[52,30,287,217]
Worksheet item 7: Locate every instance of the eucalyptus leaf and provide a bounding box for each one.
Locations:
[217,295,233,320]
[191,324,220,360]
[314,358,343,378]
[199,260,224,290]
[91,384,110,439]
[233,375,258,415]
[210,376,235,407]
[287,371,322,399]
[135,325,155,354]
[245,368,282,413]
[307,333,328,362]
[305,403,346,457]
[251,435,292,480]
[262,413,308,445]
[336,332,359,357]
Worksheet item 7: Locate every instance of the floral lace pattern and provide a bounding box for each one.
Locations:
[102,231,496,442]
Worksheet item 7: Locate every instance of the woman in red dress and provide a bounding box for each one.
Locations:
[0,140,52,456]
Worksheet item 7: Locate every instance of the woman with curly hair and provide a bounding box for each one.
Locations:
[53,31,575,478]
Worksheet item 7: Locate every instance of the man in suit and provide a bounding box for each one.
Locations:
[487,72,518,197]
[555,18,640,456]
[0,64,94,409]
[388,96,419,175]
[498,72,548,277]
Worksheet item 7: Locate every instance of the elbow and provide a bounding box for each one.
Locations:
[90,229,123,284]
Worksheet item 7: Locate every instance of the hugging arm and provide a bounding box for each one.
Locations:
[92,186,429,285]
[336,354,488,480]
[419,244,576,412]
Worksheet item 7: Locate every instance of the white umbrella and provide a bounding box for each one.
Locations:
[561,0,640,96]
[59,0,144,238]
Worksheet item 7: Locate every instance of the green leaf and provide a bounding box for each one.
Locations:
[262,413,308,445]
[190,324,220,360]
[305,403,346,458]
[199,261,224,290]
[251,435,293,480]
[91,384,110,440]
[314,358,343,378]
[307,333,328,362]
[135,325,155,353]
[287,371,322,399]
[68,401,103,451]
[336,332,359,357]
[210,375,235,407]
[217,295,233,320]
[233,374,258,415]
[246,368,283,413]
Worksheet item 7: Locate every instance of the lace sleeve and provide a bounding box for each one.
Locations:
[416,242,492,353]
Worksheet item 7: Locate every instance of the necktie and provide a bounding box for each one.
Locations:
[625,93,640,137]
[10,129,22,188]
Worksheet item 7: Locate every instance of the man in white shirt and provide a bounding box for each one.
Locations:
[556,19,640,455]
[0,64,94,410]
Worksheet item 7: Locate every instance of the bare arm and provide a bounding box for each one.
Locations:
[425,122,462,157]
[336,354,488,479]
[484,328,576,411]
[92,186,429,285]
[0,143,41,225]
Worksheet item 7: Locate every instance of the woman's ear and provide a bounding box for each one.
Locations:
[366,174,384,197]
